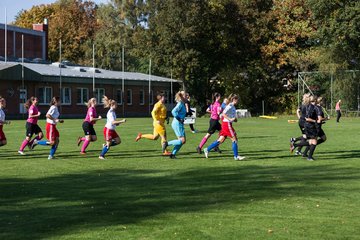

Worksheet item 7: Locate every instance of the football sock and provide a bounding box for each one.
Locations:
[37,140,49,146]
[81,137,86,141]
[232,141,238,158]
[295,136,302,141]
[50,145,57,156]
[308,144,316,159]
[168,139,182,146]
[199,136,208,149]
[100,145,109,157]
[20,139,29,151]
[172,143,183,155]
[317,139,325,145]
[297,137,307,151]
[294,140,309,148]
[111,140,118,146]
[207,140,220,152]
[189,124,195,131]
[81,140,90,152]
[303,146,310,155]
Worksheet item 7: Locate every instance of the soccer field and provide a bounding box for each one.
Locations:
[1,117,360,239]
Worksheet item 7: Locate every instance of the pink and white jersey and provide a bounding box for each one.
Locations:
[84,106,97,125]
[222,103,236,123]
[27,105,39,124]
[210,101,221,120]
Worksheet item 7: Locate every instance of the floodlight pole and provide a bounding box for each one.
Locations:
[148,58,152,115]
[4,8,7,63]
[330,73,333,116]
[93,44,95,98]
[59,40,62,112]
[122,46,125,117]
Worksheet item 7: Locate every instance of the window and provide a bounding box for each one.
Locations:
[77,88,88,105]
[127,89,132,105]
[94,88,105,104]
[38,87,52,104]
[61,87,71,105]
[139,90,145,105]
[116,89,123,105]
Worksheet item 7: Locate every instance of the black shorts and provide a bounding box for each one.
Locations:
[305,123,318,139]
[82,121,96,136]
[26,122,42,138]
[317,126,325,138]
[208,119,221,134]
[298,120,305,134]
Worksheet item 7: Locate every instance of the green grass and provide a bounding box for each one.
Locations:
[1,117,360,239]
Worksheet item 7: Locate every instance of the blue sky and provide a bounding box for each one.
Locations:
[0,0,109,23]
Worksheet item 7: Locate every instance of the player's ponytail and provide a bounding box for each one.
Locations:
[86,98,96,108]
[229,94,239,102]
[175,91,184,103]
[24,96,36,110]
[212,92,221,103]
[102,95,117,109]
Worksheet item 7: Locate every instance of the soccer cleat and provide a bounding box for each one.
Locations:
[204,148,209,158]
[295,150,302,156]
[80,151,86,155]
[196,146,201,154]
[99,156,105,160]
[307,157,315,161]
[234,156,246,161]
[162,141,168,153]
[169,154,176,159]
[290,142,295,153]
[163,151,171,156]
[290,137,296,144]
[18,150,25,155]
[77,137,82,146]
[302,153,308,158]
[135,133,142,142]
[214,146,222,153]
[31,139,38,150]
[48,155,54,160]
[191,130,198,134]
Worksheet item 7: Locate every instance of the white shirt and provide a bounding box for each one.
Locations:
[105,108,117,130]
[222,103,236,122]
[46,105,60,124]
[0,108,5,123]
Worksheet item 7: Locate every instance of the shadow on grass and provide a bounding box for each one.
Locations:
[0,164,359,239]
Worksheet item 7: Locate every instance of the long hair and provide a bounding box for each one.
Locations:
[309,95,317,103]
[229,94,239,102]
[86,98,97,108]
[24,96,37,110]
[50,96,60,106]
[175,91,184,103]
[302,93,310,105]
[212,92,221,103]
[0,96,5,108]
[316,96,323,105]
[102,95,116,109]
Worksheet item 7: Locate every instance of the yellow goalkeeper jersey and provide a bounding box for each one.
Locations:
[152,101,167,122]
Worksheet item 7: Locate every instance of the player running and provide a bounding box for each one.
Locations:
[290,93,310,155]
[77,98,102,154]
[18,97,43,155]
[0,97,10,147]
[32,97,64,159]
[204,94,246,161]
[164,91,187,159]
[197,92,222,154]
[301,97,328,158]
[99,96,126,160]
[135,92,170,155]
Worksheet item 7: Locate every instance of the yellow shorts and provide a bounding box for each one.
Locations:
[153,122,166,137]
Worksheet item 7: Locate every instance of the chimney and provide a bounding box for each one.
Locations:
[32,19,49,60]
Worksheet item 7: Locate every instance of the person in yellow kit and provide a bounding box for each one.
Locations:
[135,92,171,155]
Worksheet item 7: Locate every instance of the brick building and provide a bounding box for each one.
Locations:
[0,62,181,118]
[0,21,48,61]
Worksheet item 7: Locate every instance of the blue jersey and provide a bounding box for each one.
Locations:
[171,101,186,123]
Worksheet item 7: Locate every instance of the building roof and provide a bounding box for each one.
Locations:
[0,23,45,37]
[0,62,182,83]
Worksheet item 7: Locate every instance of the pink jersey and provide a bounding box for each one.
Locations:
[335,102,341,111]
[27,105,39,124]
[84,106,97,125]
[210,101,221,120]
